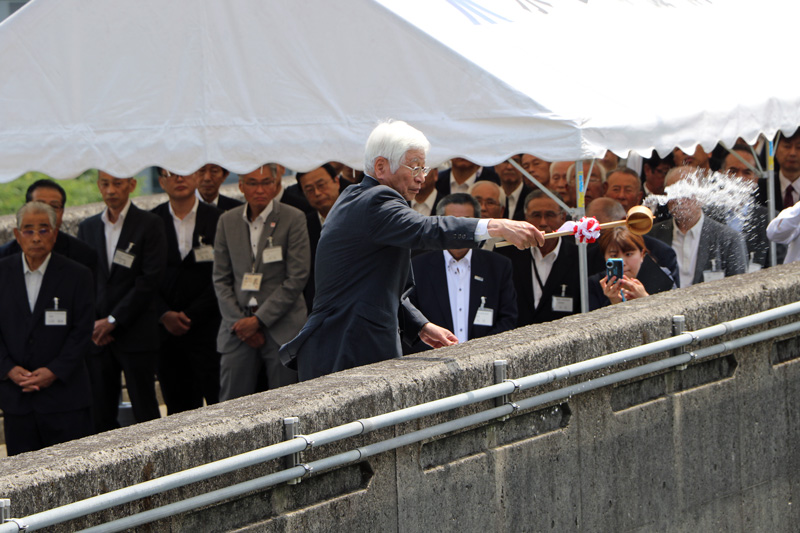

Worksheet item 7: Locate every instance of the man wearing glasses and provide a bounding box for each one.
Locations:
[281,120,545,381]
[0,202,94,454]
[213,164,309,400]
[0,179,97,276]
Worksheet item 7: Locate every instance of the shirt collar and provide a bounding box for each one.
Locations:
[196,189,219,206]
[168,197,199,222]
[445,249,473,268]
[509,181,524,201]
[22,251,52,275]
[675,211,704,238]
[243,201,274,224]
[101,199,132,226]
[531,236,563,261]
[779,172,800,194]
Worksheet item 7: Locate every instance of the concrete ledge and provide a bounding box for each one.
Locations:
[0,263,799,531]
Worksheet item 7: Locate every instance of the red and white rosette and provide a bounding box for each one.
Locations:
[556,216,601,244]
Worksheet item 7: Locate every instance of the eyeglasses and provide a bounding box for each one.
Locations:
[475,197,501,208]
[20,227,52,238]
[400,164,430,178]
[241,179,276,189]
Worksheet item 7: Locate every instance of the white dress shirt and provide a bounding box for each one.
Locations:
[779,172,800,206]
[450,171,478,194]
[169,197,199,260]
[530,238,562,309]
[23,252,52,312]
[506,182,524,219]
[767,201,800,264]
[411,191,438,216]
[672,213,705,288]
[243,201,274,261]
[102,199,133,268]
[444,250,472,343]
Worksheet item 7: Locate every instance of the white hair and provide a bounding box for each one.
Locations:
[468,180,506,207]
[566,160,607,185]
[363,120,430,176]
[16,201,56,230]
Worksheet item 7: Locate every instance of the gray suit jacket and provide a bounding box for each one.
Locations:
[213,200,310,353]
[649,216,747,285]
[280,176,481,381]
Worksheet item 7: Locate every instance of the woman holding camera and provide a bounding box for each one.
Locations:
[588,227,675,311]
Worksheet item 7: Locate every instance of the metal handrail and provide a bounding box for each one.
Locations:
[3,301,800,532]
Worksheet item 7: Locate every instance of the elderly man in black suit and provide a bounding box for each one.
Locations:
[152,168,221,414]
[0,179,97,276]
[408,194,517,352]
[281,120,544,381]
[77,171,167,432]
[496,189,582,325]
[0,202,94,455]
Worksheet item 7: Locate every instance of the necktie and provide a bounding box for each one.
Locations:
[784,185,795,208]
[505,196,510,218]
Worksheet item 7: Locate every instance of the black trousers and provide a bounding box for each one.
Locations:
[86,344,160,433]
[157,331,220,415]
[4,408,93,456]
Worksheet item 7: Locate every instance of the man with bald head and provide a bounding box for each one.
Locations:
[78,171,167,432]
[648,168,747,287]
[586,197,679,284]
[469,180,506,219]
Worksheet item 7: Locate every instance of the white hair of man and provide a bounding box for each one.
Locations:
[364,120,431,176]
[566,160,608,185]
[467,180,507,207]
[16,201,56,230]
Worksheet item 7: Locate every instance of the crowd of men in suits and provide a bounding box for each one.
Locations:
[1,126,799,455]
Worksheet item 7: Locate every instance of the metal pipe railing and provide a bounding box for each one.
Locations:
[3,301,800,532]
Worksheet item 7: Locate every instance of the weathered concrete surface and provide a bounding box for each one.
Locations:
[0,263,798,532]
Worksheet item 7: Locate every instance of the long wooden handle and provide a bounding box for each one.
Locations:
[495,218,630,248]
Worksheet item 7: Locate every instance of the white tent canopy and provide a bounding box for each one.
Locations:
[0,0,799,181]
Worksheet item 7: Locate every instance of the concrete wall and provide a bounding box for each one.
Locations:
[0,258,799,531]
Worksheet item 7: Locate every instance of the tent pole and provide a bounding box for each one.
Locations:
[508,157,572,215]
[575,159,589,314]
[767,137,778,266]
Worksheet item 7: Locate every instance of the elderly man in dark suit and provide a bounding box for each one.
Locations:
[497,190,582,325]
[281,120,544,381]
[0,179,97,276]
[0,202,94,455]
[213,164,309,400]
[408,194,517,352]
[77,171,167,432]
[152,168,221,414]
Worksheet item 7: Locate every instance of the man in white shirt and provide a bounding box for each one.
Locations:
[496,190,582,325]
[648,168,747,286]
[434,157,500,199]
[213,164,309,400]
[603,167,641,212]
[151,168,222,414]
[767,201,800,264]
[408,194,517,352]
[77,171,167,432]
[775,130,800,209]
[196,164,243,212]
[0,202,94,454]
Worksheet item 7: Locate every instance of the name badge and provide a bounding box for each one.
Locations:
[552,296,573,313]
[262,246,282,264]
[703,270,725,282]
[241,272,263,291]
[45,310,67,326]
[474,308,494,327]
[747,262,762,273]
[194,245,214,263]
[112,250,135,268]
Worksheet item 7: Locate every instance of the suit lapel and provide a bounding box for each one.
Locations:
[468,251,487,337]
[31,254,61,323]
[694,220,712,284]
[110,204,138,278]
[431,253,453,331]
[93,216,110,281]
[255,200,280,269]
[10,257,31,317]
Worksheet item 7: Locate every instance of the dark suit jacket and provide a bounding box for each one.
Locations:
[77,203,168,352]
[282,184,314,214]
[216,194,243,212]
[510,184,534,221]
[408,249,517,352]
[0,253,94,415]
[496,238,582,326]
[0,231,97,279]
[648,217,747,285]
[587,235,680,287]
[303,211,323,314]
[281,176,482,380]
[435,167,500,198]
[151,201,221,341]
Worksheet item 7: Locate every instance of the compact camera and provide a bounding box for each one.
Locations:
[606,258,624,281]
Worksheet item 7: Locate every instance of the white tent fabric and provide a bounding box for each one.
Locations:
[0,0,799,181]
